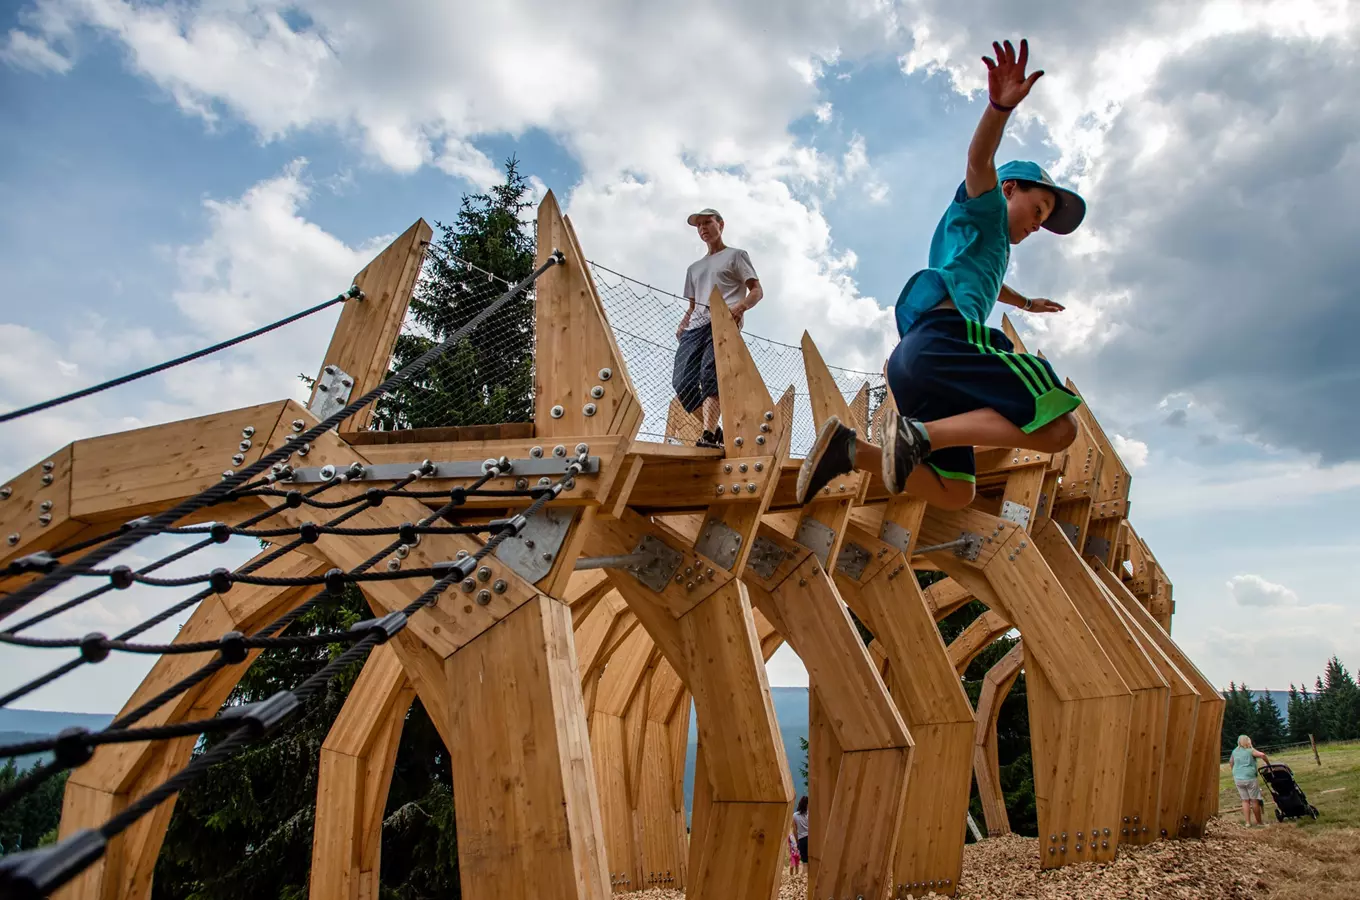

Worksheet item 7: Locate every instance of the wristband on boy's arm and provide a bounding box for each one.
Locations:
[990,98,1015,112]
[1023,296,1034,311]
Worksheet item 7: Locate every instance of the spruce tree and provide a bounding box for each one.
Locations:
[1253,693,1286,749]
[374,157,537,431]
[1318,656,1360,741]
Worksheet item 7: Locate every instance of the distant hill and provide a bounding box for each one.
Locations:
[0,709,114,772]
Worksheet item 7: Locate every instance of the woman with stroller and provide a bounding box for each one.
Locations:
[1231,735,1271,827]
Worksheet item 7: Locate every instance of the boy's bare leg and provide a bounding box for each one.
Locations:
[854,440,974,510]
[917,408,1077,455]
[702,395,721,434]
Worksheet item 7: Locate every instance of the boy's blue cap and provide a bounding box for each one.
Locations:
[996,160,1086,235]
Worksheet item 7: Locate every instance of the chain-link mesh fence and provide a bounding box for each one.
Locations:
[373,249,889,457]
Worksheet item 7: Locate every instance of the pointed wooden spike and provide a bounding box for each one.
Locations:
[316,219,433,432]
[846,382,871,433]
[707,287,780,456]
[800,331,853,427]
[534,193,642,439]
[1000,313,1033,356]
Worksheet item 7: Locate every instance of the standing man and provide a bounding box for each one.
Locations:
[672,208,763,448]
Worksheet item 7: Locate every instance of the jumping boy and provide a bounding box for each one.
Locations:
[797,38,1085,509]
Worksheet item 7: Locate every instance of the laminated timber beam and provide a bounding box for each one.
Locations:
[799,334,967,897]
[972,642,1024,837]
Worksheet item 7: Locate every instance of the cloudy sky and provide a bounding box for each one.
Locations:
[2,0,1357,714]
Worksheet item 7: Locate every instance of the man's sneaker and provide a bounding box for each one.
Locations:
[796,416,857,505]
[714,425,724,446]
[696,429,722,449]
[880,413,931,494]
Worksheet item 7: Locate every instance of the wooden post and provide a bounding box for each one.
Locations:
[1310,734,1321,766]
[310,645,415,900]
[310,219,432,433]
[972,643,1024,836]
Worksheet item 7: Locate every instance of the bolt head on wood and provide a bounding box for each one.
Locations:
[41,460,55,472]
[550,405,564,418]
[598,367,612,380]
[41,474,53,486]
[6,533,18,545]
[291,419,305,431]
[232,453,245,465]
[734,436,743,446]
[590,385,604,399]
[492,579,507,594]
[0,486,9,499]
[475,589,492,606]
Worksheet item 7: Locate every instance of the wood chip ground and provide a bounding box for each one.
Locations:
[621,818,1311,899]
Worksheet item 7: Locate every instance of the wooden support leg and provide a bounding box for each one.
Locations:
[746,554,910,900]
[972,643,1024,837]
[445,596,610,900]
[310,645,415,900]
[932,511,1133,871]
[805,690,840,900]
[681,581,792,900]
[1092,560,1222,839]
[54,551,328,900]
[1032,522,1169,848]
[833,523,974,898]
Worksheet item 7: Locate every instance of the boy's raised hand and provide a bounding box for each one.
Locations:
[984,38,1043,109]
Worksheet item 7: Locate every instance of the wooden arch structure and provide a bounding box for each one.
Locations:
[0,192,1222,900]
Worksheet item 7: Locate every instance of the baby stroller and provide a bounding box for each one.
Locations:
[1258,763,1319,822]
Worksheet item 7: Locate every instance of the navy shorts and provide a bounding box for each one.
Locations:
[885,308,1081,483]
[673,324,718,413]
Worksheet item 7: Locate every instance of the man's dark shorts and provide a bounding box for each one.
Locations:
[885,308,1081,483]
[673,323,718,413]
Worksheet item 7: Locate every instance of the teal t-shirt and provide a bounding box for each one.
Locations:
[895,181,1010,337]
[1231,746,1259,782]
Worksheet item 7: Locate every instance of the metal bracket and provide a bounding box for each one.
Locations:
[627,535,683,593]
[880,520,912,553]
[1000,500,1032,530]
[308,364,354,422]
[957,532,983,562]
[747,536,788,581]
[694,518,743,571]
[1057,521,1080,547]
[1037,491,1050,518]
[494,507,576,584]
[835,541,871,581]
[288,456,600,483]
[1085,536,1111,560]
[795,517,836,566]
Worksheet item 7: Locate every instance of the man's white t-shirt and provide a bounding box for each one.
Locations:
[682,246,758,332]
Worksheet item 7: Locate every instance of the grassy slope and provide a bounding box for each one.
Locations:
[1217,741,1360,899]
[1218,741,1360,829]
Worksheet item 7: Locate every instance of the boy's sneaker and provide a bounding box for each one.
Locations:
[795,416,857,505]
[696,429,722,449]
[880,413,931,494]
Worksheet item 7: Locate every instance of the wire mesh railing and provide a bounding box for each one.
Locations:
[372,249,889,456]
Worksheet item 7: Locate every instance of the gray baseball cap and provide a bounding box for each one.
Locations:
[687,208,723,226]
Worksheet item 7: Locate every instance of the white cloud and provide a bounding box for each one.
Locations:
[1111,433,1149,469]
[1,28,72,72]
[0,161,374,480]
[1227,573,1299,608]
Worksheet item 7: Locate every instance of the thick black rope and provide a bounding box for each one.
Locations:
[107,460,508,731]
[0,453,586,897]
[0,252,561,621]
[0,478,365,707]
[0,290,358,425]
